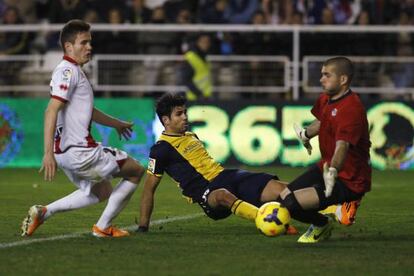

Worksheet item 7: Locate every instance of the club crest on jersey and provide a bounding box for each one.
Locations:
[59,84,68,91]
[331,108,338,116]
[148,158,156,173]
[62,68,72,82]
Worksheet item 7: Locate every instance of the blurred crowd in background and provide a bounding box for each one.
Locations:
[1,0,414,100]
[1,0,414,56]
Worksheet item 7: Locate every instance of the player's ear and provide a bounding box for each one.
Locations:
[64,41,72,53]
[162,115,169,126]
[340,75,348,86]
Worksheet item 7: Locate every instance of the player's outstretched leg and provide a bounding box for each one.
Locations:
[21,205,47,236]
[92,157,144,238]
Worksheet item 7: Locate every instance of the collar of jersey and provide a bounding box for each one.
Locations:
[63,55,78,65]
[162,131,185,137]
[328,89,352,104]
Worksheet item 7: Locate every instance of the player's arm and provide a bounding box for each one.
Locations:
[138,173,162,232]
[330,140,349,171]
[304,119,320,138]
[40,98,65,181]
[294,119,320,155]
[92,107,133,140]
[323,140,349,197]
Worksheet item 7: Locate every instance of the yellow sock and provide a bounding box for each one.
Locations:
[231,199,258,221]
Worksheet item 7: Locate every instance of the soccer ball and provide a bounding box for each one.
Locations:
[255,202,291,237]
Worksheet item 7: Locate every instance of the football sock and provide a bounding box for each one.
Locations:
[96,179,137,229]
[230,199,258,221]
[44,189,99,219]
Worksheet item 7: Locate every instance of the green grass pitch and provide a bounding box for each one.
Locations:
[0,167,413,275]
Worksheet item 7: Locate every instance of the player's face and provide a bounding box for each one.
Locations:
[66,32,92,65]
[165,105,188,134]
[320,64,342,97]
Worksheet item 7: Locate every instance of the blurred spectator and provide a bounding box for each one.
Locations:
[0,1,7,16]
[47,0,89,49]
[0,6,29,55]
[85,0,125,22]
[83,9,100,24]
[235,11,283,95]
[97,7,137,97]
[138,6,177,90]
[173,8,194,54]
[330,0,354,24]
[350,10,382,88]
[181,34,212,101]
[0,6,29,90]
[4,0,37,23]
[223,0,259,24]
[391,11,414,90]
[199,0,228,24]
[97,8,136,54]
[307,0,327,24]
[262,0,300,25]
[163,0,196,22]
[144,0,167,9]
[138,6,176,54]
[126,0,152,23]
[48,0,88,23]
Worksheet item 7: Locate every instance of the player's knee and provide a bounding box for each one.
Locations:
[124,165,145,184]
[125,175,141,185]
[92,183,112,202]
[278,191,302,213]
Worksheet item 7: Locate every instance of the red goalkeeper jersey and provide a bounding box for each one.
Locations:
[311,91,371,194]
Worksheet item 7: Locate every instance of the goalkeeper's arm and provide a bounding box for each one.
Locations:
[138,174,161,231]
[302,119,320,138]
[294,120,320,155]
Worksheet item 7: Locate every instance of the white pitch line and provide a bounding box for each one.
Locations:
[0,213,204,249]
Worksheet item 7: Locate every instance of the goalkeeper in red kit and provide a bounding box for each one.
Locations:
[282,56,371,243]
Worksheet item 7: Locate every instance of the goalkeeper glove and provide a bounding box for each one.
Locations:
[323,162,337,197]
[294,123,312,155]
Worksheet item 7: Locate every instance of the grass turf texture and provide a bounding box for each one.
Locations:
[0,167,413,275]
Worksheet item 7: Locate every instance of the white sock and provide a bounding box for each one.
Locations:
[44,189,99,220]
[96,180,137,229]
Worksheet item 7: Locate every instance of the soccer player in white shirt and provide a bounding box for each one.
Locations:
[21,19,145,238]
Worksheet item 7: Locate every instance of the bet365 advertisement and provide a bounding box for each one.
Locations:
[187,101,414,170]
[0,98,154,168]
[0,98,413,170]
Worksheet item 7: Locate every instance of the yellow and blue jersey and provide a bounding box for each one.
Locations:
[147,131,224,200]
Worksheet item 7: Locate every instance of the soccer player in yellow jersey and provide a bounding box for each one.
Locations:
[137,93,355,233]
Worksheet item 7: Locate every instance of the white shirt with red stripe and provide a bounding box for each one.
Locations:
[50,56,97,153]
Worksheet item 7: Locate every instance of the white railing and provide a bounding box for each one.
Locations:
[2,24,414,99]
[303,56,414,96]
[91,54,289,93]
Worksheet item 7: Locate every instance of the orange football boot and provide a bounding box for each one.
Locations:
[92,225,130,238]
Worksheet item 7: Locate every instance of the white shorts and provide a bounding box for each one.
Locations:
[55,144,128,195]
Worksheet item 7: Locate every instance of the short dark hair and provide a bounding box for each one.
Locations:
[156,93,187,125]
[59,19,90,51]
[324,56,354,84]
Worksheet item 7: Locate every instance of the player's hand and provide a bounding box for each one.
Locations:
[39,153,57,181]
[294,123,312,155]
[323,162,337,197]
[115,121,134,141]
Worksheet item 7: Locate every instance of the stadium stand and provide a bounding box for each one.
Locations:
[0,0,414,100]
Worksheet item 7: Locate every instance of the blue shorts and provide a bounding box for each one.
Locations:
[198,169,277,220]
